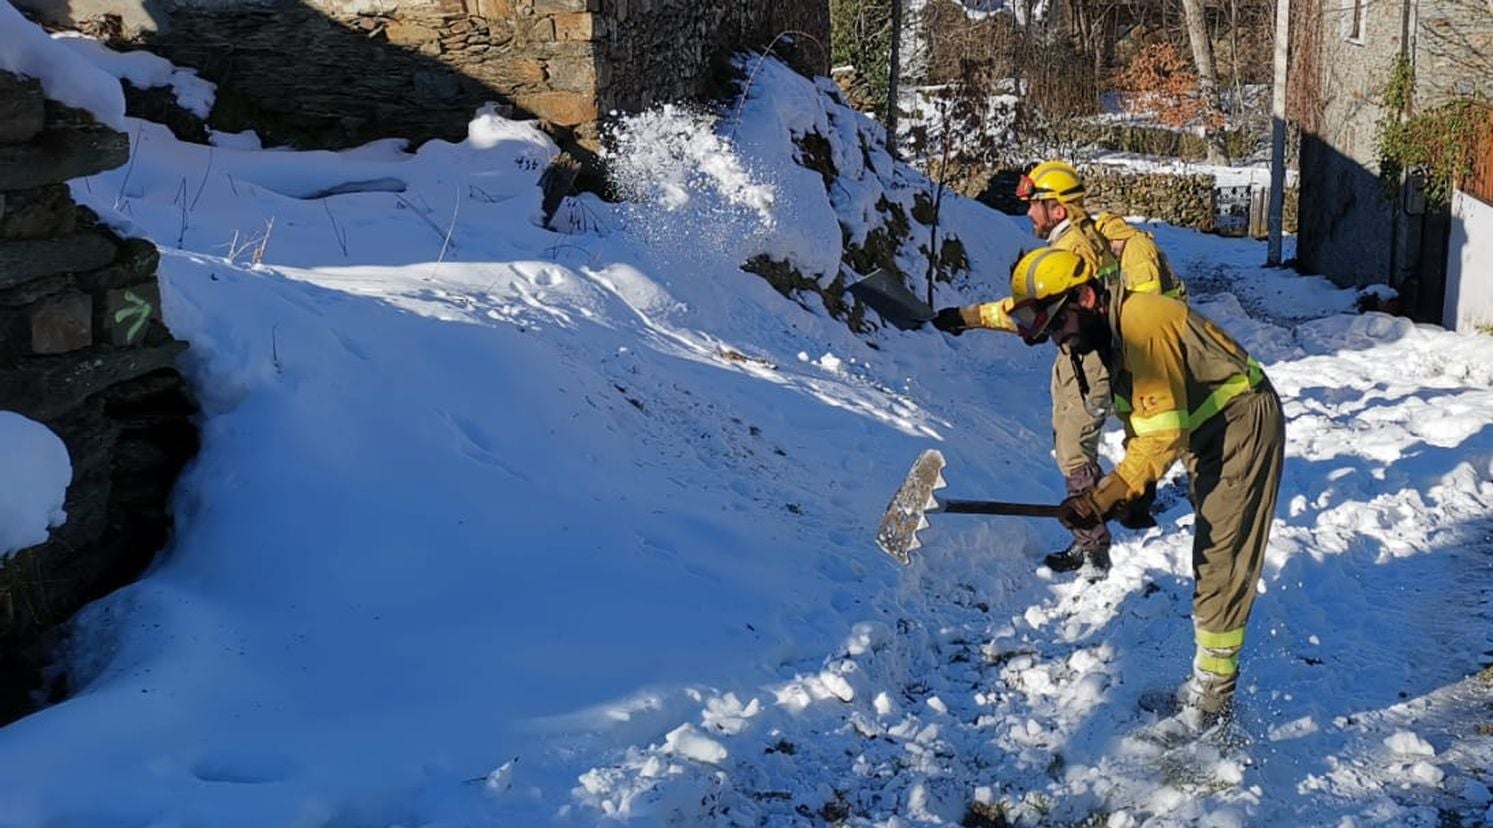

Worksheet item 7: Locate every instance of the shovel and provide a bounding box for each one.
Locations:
[846,268,935,331]
[876,449,1063,564]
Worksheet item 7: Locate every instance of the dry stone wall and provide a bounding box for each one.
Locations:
[1079,166,1299,236]
[26,0,827,153]
[596,0,827,114]
[0,71,199,724]
[83,2,562,150]
[1080,167,1219,232]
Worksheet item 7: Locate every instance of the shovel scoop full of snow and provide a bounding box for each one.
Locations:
[875,450,1064,564]
[875,449,948,564]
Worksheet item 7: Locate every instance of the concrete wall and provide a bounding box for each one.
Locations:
[16,0,828,152]
[1444,190,1493,332]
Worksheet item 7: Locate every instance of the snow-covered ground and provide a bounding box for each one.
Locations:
[3,15,1493,827]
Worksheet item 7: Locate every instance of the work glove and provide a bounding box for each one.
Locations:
[931,306,968,335]
[1115,481,1158,530]
[1057,490,1105,531]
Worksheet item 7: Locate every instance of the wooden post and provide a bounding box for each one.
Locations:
[1250,186,1268,238]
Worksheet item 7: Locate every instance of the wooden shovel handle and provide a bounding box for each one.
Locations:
[939,498,1063,519]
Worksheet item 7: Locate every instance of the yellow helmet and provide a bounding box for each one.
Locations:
[1008,247,1091,343]
[1016,160,1085,203]
[1010,247,1091,303]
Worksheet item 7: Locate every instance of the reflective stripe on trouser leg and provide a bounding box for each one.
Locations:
[1192,627,1244,711]
[1184,387,1286,713]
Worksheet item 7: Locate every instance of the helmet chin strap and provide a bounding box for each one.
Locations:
[1069,349,1091,400]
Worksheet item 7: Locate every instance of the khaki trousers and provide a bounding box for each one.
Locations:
[1183,384,1286,711]
[1051,348,1112,549]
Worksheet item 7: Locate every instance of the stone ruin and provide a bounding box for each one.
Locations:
[0,71,199,724]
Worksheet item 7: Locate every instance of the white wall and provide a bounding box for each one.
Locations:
[1444,189,1493,333]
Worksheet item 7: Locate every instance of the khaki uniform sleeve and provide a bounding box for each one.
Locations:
[1092,300,1190,513]
[1052,229,1103,276]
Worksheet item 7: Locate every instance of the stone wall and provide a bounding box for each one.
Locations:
[19,0,828,153]
[1297,0,1493,290]
[1415,0,1493,107]
[1080,167,1219,232]
[59,0,592,150]
[596,0,828,115]
[1298,0,1411,286]
[0,72,199,724]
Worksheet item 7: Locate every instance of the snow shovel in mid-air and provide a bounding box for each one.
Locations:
[846,268,935,331]
[876,449,1063,564]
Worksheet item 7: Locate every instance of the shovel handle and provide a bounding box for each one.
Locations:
[939,498,1063,519]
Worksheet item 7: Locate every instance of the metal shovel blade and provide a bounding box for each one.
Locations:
[847,269,935,331]
[875,449,948,564]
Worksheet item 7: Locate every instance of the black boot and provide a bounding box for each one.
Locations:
[1044,542,1111,575]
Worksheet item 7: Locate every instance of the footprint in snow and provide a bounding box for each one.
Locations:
[334,331,370,361]
[440,412,526,480]
[526,267,566,287]
[189,752,300,784]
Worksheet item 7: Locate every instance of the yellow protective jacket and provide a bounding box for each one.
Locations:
[957,213,1190,331]
[957,214,1121,332]
[1094,212,1187,301]
[1089,290,1267,514]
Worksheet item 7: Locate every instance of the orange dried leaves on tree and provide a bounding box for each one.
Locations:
[1113,41,1222,130]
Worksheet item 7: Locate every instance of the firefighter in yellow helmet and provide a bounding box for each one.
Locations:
[1093,212,1188,302]
[932,161,1187,576]
[1009,246,1285,730]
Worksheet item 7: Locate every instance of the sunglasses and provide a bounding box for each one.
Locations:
[1010,293,1071,344]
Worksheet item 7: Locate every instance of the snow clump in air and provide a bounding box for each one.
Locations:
[603,104,777,266]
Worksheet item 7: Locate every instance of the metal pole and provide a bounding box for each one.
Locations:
[1266,0,1289,266]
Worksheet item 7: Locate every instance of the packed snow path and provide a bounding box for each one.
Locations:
[569,263,1493,828]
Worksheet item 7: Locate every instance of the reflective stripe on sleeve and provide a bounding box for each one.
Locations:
[1112,358,1264,434]
[1129,408,1185,435]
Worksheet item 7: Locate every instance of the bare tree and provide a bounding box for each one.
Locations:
[1180,0,1229,161]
